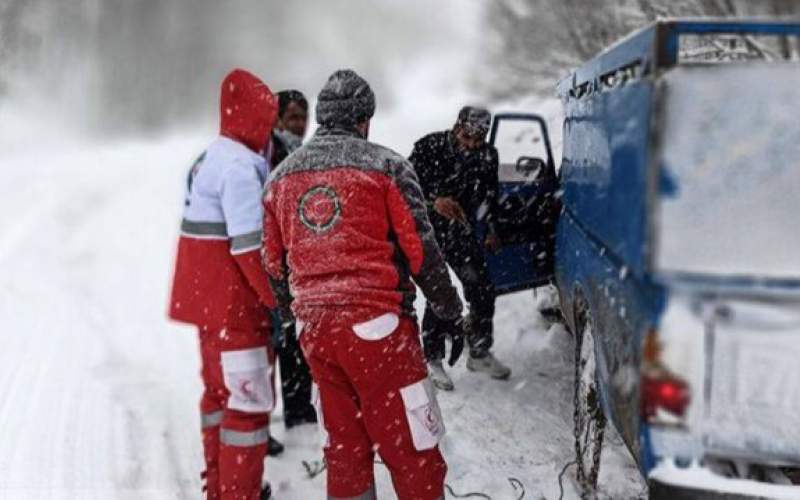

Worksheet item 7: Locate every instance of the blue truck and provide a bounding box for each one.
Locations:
[485,19,800,499]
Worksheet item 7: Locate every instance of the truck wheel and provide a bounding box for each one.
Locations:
[573,303,606,499]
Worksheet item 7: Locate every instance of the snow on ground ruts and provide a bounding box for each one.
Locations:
[0,107,645,498]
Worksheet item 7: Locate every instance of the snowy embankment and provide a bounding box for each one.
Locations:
[0,99,644,498]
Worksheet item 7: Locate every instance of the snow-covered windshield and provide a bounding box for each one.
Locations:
[656,64,800,280]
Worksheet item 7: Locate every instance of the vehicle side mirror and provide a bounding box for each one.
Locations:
[516,157,547,179]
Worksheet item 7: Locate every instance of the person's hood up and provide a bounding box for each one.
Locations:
[219,69,277,154]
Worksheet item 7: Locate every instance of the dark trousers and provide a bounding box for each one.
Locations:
[271,311,317,427]
[422,221,496,360]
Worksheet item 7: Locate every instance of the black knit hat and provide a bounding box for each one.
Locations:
[316,69,376,127]
[455,106,491,137]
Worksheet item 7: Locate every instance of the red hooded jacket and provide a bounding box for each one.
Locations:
[219,69,276,154]
[169,69,277,333]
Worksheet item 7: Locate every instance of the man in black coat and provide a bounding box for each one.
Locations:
[271,89,308,166]
[409,106,511,391]
[269,89,318,431]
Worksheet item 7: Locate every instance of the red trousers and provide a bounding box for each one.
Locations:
[299,309,447,500]
[198,326,274,500]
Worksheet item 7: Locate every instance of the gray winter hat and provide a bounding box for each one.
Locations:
[316,69,376,128]
[455,106,491,137]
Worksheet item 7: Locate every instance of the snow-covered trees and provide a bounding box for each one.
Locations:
[0,0,291,133]
[0,0,475,135]
[484,0,800,99]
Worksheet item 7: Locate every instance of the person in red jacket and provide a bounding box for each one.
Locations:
[263,69,463,500]
[169,68,278,500]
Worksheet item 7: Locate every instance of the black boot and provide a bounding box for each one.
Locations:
[267,435,284,456]
[285,407,318,429]
[260,482,272,500]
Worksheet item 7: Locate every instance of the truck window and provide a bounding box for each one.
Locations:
[679,33,800,63]
[493,119,550,183]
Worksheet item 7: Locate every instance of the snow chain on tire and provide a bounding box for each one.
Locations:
[572,306,606,500]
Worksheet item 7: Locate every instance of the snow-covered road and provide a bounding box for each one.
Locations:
[0,135,203,499]
[0,126,646,499]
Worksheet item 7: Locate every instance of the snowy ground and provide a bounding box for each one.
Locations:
[0,113,646,499]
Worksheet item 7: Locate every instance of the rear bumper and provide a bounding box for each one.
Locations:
[650,478,777,500]
[648,461,800,500]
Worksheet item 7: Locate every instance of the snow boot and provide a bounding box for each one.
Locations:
[260,482,272,500]
[467,352,511,380]
[267,436,284,456]
[428,360,454,391]
[285,407,318,429]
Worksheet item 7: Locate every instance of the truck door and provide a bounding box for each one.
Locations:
[483,113,558,295]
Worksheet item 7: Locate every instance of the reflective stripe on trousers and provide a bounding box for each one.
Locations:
[201,410,223,429]
[220,425,270,447]
[328,484,377,500]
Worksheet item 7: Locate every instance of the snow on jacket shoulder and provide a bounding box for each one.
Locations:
[262,126,462,323]
[169,135,275,331]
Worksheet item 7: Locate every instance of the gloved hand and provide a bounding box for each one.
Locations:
[447,317,466,367]
[447,332,465,367]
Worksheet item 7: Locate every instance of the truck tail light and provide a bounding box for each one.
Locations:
[640,329,692,423]
[641,375,690,419]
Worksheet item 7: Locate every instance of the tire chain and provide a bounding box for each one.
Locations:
[573,313,607,500]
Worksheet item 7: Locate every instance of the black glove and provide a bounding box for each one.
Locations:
[447,317,466,366]
[447,333,465,367]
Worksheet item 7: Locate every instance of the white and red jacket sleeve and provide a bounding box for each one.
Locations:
[222,159,276,309]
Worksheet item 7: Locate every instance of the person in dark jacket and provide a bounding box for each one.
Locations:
[268,89,318,430]
[270,90,308,166]
[409,106,511,391]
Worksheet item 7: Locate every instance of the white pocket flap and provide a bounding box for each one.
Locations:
[400,378,431,410]
[352,313,399,341]
[221,347,274,413]
[400,379,445,451]
[221,347,269,372]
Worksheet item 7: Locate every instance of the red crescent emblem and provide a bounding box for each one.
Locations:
[240,380,256,402]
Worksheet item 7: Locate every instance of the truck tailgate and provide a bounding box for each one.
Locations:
[703,299,800,463]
